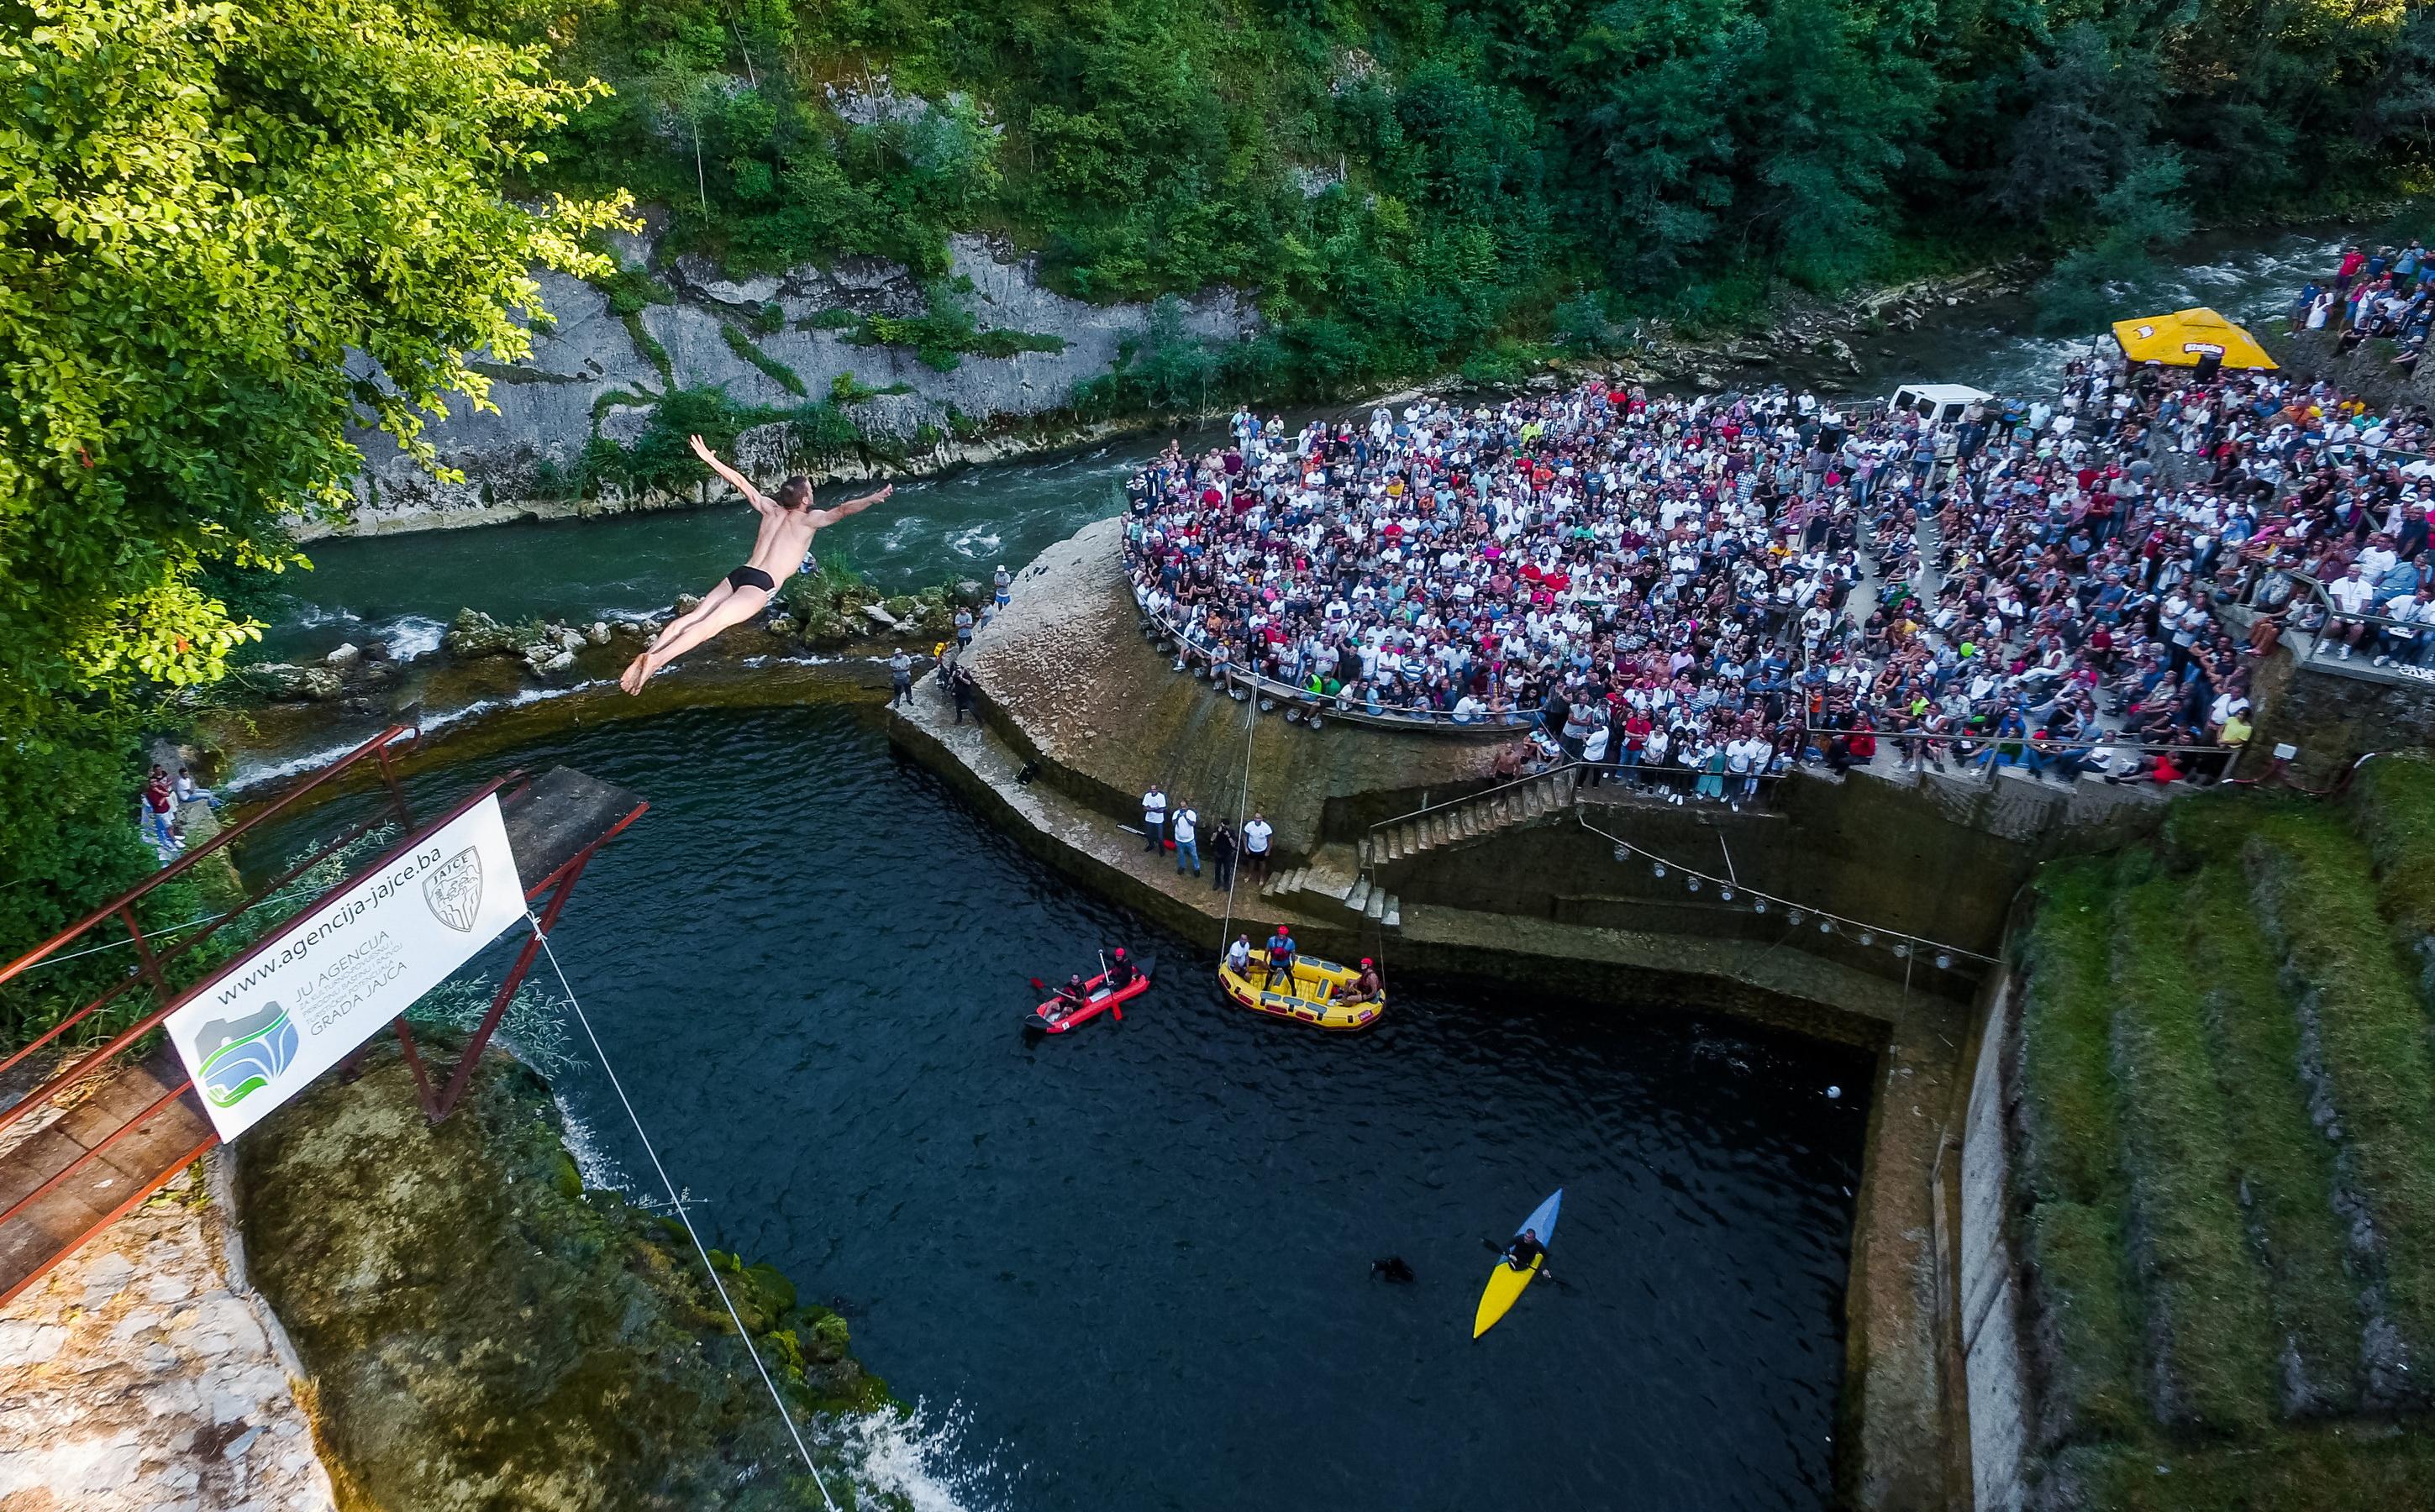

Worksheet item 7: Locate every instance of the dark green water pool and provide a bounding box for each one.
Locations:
[310,703,1874,1510]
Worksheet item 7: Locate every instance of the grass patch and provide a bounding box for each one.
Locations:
[2106,859,2280,1431]
[843,277,1068,372]
[828,371,912,405]
[2350,753,2435,985]
[2026,1200,2148,1446]
[2184,864,2363,1413]
[2020,862,2124,1208]
[2018,861,2144,1444]
[590,265,675,318]
[622,311,671,383]
[2061,1420,2435,1511]
[2248,812,2435,1375]
[720,323,807,396]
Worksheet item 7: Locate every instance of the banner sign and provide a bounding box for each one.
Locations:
[166,794,527,1142]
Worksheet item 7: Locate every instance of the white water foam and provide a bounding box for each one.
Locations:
[825,1399,1020,1512]
[380,615,448,661]
[948,526,1003,558]
[552,1092,634,1194]
[223,681,598,792]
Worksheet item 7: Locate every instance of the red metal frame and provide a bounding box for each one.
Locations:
[0,1131,220,1310]
[0,725,423,1085]
[423,792,648,1122]
[0,763,518,1143]
[0,735,647,1310]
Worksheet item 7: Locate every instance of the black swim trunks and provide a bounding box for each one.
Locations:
[726,565,776,593]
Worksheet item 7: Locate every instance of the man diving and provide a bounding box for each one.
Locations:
[621,435,894,693]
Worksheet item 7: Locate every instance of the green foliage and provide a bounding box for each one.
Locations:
[592,264,676,317]
[719,324,807,395]
[2245,815,2435,1371]
[519,0,2435,407]
[846,280,1067,371]
[0,0,623,1037]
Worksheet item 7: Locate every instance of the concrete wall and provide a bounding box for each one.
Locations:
[2251,646,2435,786]
[1379,768,2167,971]
[1959,971,2029,1512]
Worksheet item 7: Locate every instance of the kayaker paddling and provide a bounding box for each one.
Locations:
[1503,1227,1549,1276]
[620,435,895,693]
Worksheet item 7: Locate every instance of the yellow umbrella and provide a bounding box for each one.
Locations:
[2110,307,2278,370]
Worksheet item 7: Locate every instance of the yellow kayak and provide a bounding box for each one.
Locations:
[1217,949,1384,1030]
[1473,1254,1542,1338]
[1474,1187,1564,1338]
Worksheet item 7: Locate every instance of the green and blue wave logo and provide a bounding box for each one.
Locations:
[195,1001,300,1108]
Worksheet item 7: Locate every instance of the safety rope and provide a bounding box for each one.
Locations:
[528,919,843,1512]
[1216,680,1257,958]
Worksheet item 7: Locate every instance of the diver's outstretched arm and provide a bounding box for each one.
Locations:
[690,434,775,512]
[809,483,894,528]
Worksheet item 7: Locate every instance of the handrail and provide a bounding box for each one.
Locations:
[0,767,518,1142]
[1143,601,1532,733]
[0,724,416,989]
[1366,760,1583,838]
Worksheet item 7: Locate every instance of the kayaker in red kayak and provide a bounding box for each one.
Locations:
[1047,974,1089,1022]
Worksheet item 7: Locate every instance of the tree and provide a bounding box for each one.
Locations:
[0,0,624,1015]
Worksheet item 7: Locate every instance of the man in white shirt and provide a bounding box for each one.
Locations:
[1171,802,1201,877]
[1141,785,1168,852]
[2327,564,2377,658]
[1241,811,1274,885]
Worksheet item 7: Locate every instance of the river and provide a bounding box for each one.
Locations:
[294,704,1873,1510]
[254,228,2347,667]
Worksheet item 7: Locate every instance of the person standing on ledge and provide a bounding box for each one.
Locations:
[621,435,893,693]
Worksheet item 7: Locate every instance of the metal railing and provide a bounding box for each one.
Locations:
[0,725,422,1093]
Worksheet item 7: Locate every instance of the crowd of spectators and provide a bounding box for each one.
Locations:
[1118,292,2435,801]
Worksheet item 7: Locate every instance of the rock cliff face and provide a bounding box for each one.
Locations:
[234,1042,884,1509]
[336,224,1251,537]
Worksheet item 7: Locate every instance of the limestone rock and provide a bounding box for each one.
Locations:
[864,603,899,629]
[675,594,703,616]
[325,642,361,669]
[587,622,612,645]
[444,609,520,659]
[232,663,343,702]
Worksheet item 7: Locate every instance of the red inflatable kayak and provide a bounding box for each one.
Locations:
[1024,958,1154,1033]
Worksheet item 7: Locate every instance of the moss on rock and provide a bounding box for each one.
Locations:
[235,1041,883,1510]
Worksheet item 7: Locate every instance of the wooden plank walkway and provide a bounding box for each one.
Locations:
[0,1044,215,1307]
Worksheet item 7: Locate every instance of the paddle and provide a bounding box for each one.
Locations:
[1097,949,1120,1021]
[1479,1236,1573,1292]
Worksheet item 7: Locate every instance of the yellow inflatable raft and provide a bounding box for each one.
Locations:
[1218,949,1384,1031]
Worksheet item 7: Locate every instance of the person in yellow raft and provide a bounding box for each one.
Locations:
[621,435,895,693]
[1333,957,1384,1005]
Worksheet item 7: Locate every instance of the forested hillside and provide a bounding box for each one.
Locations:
[518,0,2435,396]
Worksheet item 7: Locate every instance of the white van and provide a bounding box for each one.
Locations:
[1886,383,1993,425]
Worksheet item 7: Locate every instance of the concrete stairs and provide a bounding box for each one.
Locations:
[1256,847,1402,928]
[1358,766,1580,874]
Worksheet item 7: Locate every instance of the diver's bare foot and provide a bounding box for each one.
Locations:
[620,654,655,695]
